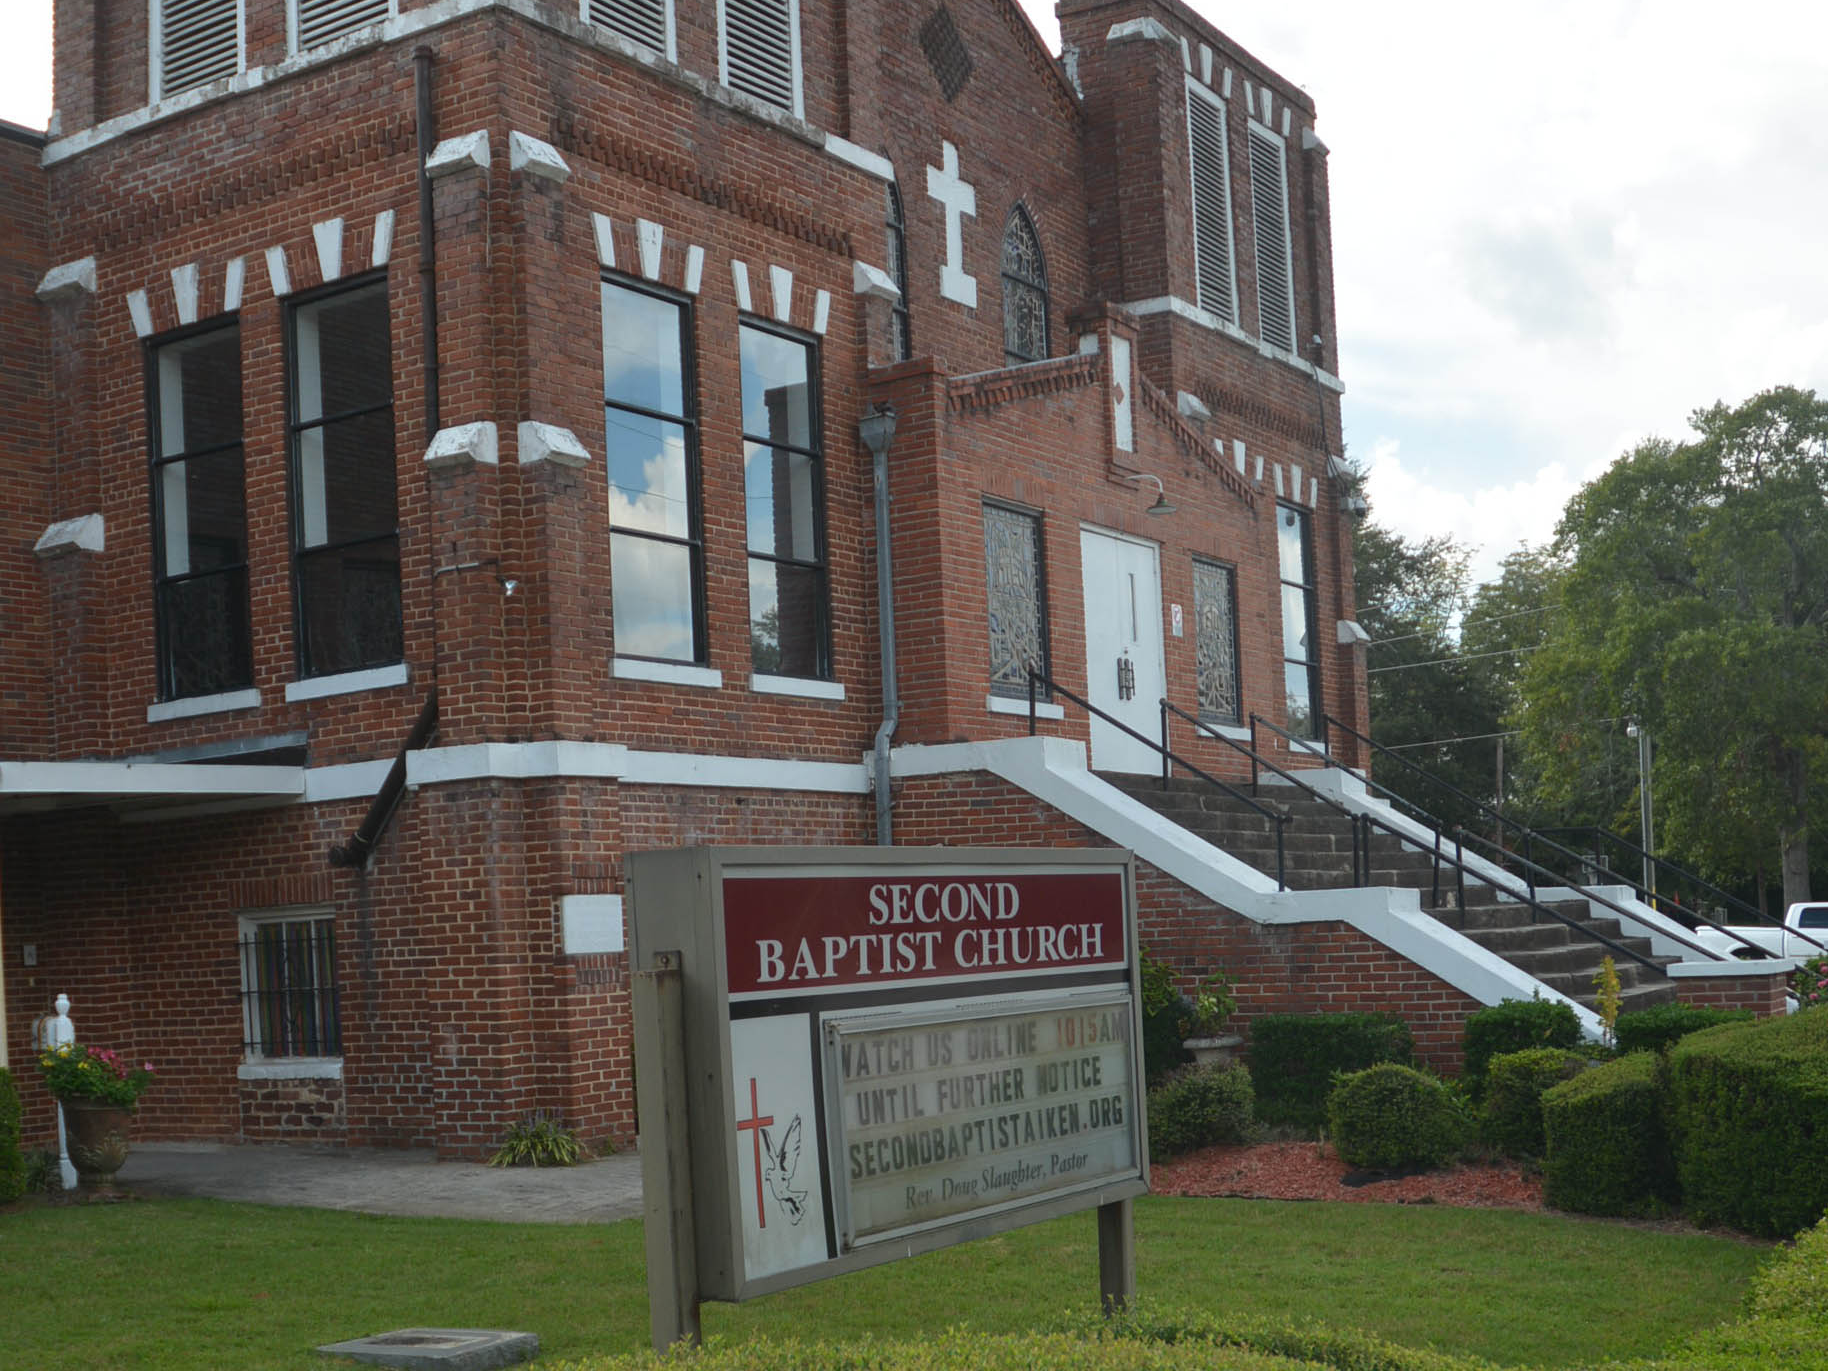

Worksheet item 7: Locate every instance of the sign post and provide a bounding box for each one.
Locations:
[628,847,1147,1349]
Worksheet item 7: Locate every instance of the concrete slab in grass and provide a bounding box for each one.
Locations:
[316,1328,538,1370]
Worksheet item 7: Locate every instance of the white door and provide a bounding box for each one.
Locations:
[1079,527,1166,773]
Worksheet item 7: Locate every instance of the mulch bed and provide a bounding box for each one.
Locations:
[1151,1141,1544,1211]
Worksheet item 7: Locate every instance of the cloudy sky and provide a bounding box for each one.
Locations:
[9,2,1826,585]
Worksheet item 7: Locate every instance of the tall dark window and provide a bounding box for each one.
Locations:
[1001,206,1050,365]
[1248,122,1298,354]
[1187,80,1238,325]
[287,278,401,679]
[984,502,1048,698]
[1192,558,1241,725]
[148,322,251,700]
[603,278,704,663]
[1277,504,1321,738]
[742,321,829,677]
[885,180,912,362]
[721,0,800,115]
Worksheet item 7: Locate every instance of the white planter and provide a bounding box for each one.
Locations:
[1183,1033,1244,1067]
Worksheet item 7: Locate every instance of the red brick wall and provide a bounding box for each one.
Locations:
[1672,973,1791,1019]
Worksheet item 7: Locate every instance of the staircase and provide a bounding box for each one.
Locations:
[1110,776,1679,1013]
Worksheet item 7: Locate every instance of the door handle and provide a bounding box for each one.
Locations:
[1116,653,1135,702]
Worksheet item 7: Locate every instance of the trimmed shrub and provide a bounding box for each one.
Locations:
[1326,1064,1471,1171]
[1085,1305,1498,1371]
[0,1068,23,1203]
[1146,1064,1254,1162]
[1540,1051,1674,1217]
[1461,998,1581,1098]
[1667,1009,1828,1237]
[1247,1012,1413,1130]
[1614,1002,1754,1056]
[1139,951,1192,1085]
[1479,1047,1586,1159]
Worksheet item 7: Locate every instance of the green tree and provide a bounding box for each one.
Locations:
[1518,387,1828,906]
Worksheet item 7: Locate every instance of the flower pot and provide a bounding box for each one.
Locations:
[1183,1034,1245,1068]
[61,1100,133,1193]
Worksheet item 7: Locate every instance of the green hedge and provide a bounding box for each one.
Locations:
[1541,1051,1673,1218]
[1147,1064,1254,1163]
[1139,952,1193,1085]
[0,1068,23,1204]
[1613,1003,1754,1056]
[1461,999,1582,1098]
[1247,1012,1413,1130]
[1326,1064,1470,1171]
[1479,1048,1586,1159]
[1666,1010,1828,1238]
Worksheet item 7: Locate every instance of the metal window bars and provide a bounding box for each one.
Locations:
[239,922,342,1058]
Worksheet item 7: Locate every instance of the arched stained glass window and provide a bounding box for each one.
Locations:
[1001,206,1049,366]
[886,180,912,362]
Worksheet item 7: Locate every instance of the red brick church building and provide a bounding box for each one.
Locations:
[0,0,1411,1156]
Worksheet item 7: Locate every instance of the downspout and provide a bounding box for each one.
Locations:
[860,405,899,845]
[414,46,441,439]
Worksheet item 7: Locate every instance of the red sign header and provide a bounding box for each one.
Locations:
[722,869,1126,997]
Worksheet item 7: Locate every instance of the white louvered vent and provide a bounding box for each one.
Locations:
[722,0,797,113]
[158,0,240,98]
[587,0,668,53]
[297,0,390,50]
[1186,84,1236,326]
[1247,122,1297,354]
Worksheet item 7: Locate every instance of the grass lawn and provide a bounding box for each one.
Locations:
[0,1195,1767,1370]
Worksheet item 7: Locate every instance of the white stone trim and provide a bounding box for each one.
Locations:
[371,210,396,267]
[224,256,247,311]
[1106,17,1172,43]
[406,741,629,786]
[238,1058,342,1081]
[36,256,98,301]
[925,141,978,308]
[508,130,571,182]
[769,264,793,321]
[1302,127,1329,155]
[621,750,868,792]
[1111,334,1134,452]
[636,218,664,279]
[147,688,262,723]
[284,662,409,702]
[264,245,292,297]
[0,760,303,803]
[731,260,753,312]
[425,129,491,178]
[126,289,154,337]
[517,420,590,467]
[1336,619,1370,646]
[304,759,394,803]
[312,217,345,282]
[987,695,1064,721]
[749,673,844,701]
[811,289,830,335]
[823,134,894,181]
[170,263,200,324]
[1175,390,1210,422]
[424,420,500,468]
[1669,959,1794,978]
[612,657,723,689]
[1118,295,1346,392]
[592,212,617,269]
[852,261,900,301]
[560,894,625,955]
[684,245,705,295]
[34,513,105,555]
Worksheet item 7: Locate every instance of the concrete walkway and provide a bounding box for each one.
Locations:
[116,1142,645,1224]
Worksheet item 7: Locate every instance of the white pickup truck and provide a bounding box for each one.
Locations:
[1693,902,1828,960]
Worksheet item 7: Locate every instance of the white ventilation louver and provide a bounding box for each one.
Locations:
[1248,122,1297,354]
[158,0,240,98]
[587,0,668,52]
[722,0,796,112]
[1186,85,1236,326]
[297,0,390,50]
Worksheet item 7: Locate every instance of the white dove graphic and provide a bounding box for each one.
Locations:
[760,1115,809,1225]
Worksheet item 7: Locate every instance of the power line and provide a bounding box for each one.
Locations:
[1381,728,1521,751]
[1366,643,1545,674]
[1366,602,1559,649]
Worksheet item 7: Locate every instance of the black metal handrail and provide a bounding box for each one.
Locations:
[1318,712,1778,964]
[1244,712,1677,975]
[1024,669,1289,890]
[1159,699,1368,887]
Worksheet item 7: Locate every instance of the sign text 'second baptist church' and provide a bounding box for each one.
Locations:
[627,848,1148,1306]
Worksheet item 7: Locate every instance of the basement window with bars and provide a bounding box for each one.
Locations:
[294,0,391,51]
[154,0,242,101]
[584,0,672,56]
[1247,121,1298,354]
[1186,79,1237,326]
[239,913,342,1060]
[720,0,802,116]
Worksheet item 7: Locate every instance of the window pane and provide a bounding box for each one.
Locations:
[1284,661,1315,737]
[602,281,687,416]
[606,412,691,538]
[984,505,1045,696]
[294,284,391,421]
[1004,279,1047,363]
[297,410,398,548]
[160,450,247,576]
[159,570,250,698]
[744,441,819,560]
[1277,505,1309,582]
[749,558,824,676]
[297,540,403,675]
[1193,560,1240,724]
[610,533,695,662]
[158,328,242,454]
[739,326,812,447]
[1281,583,1311,661]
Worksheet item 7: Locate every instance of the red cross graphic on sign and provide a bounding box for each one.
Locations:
[735,1076,774,1229]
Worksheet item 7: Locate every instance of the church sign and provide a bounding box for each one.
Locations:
[627,847,1147,1343]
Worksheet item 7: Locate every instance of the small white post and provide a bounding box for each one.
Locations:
[46,994,76,1190]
